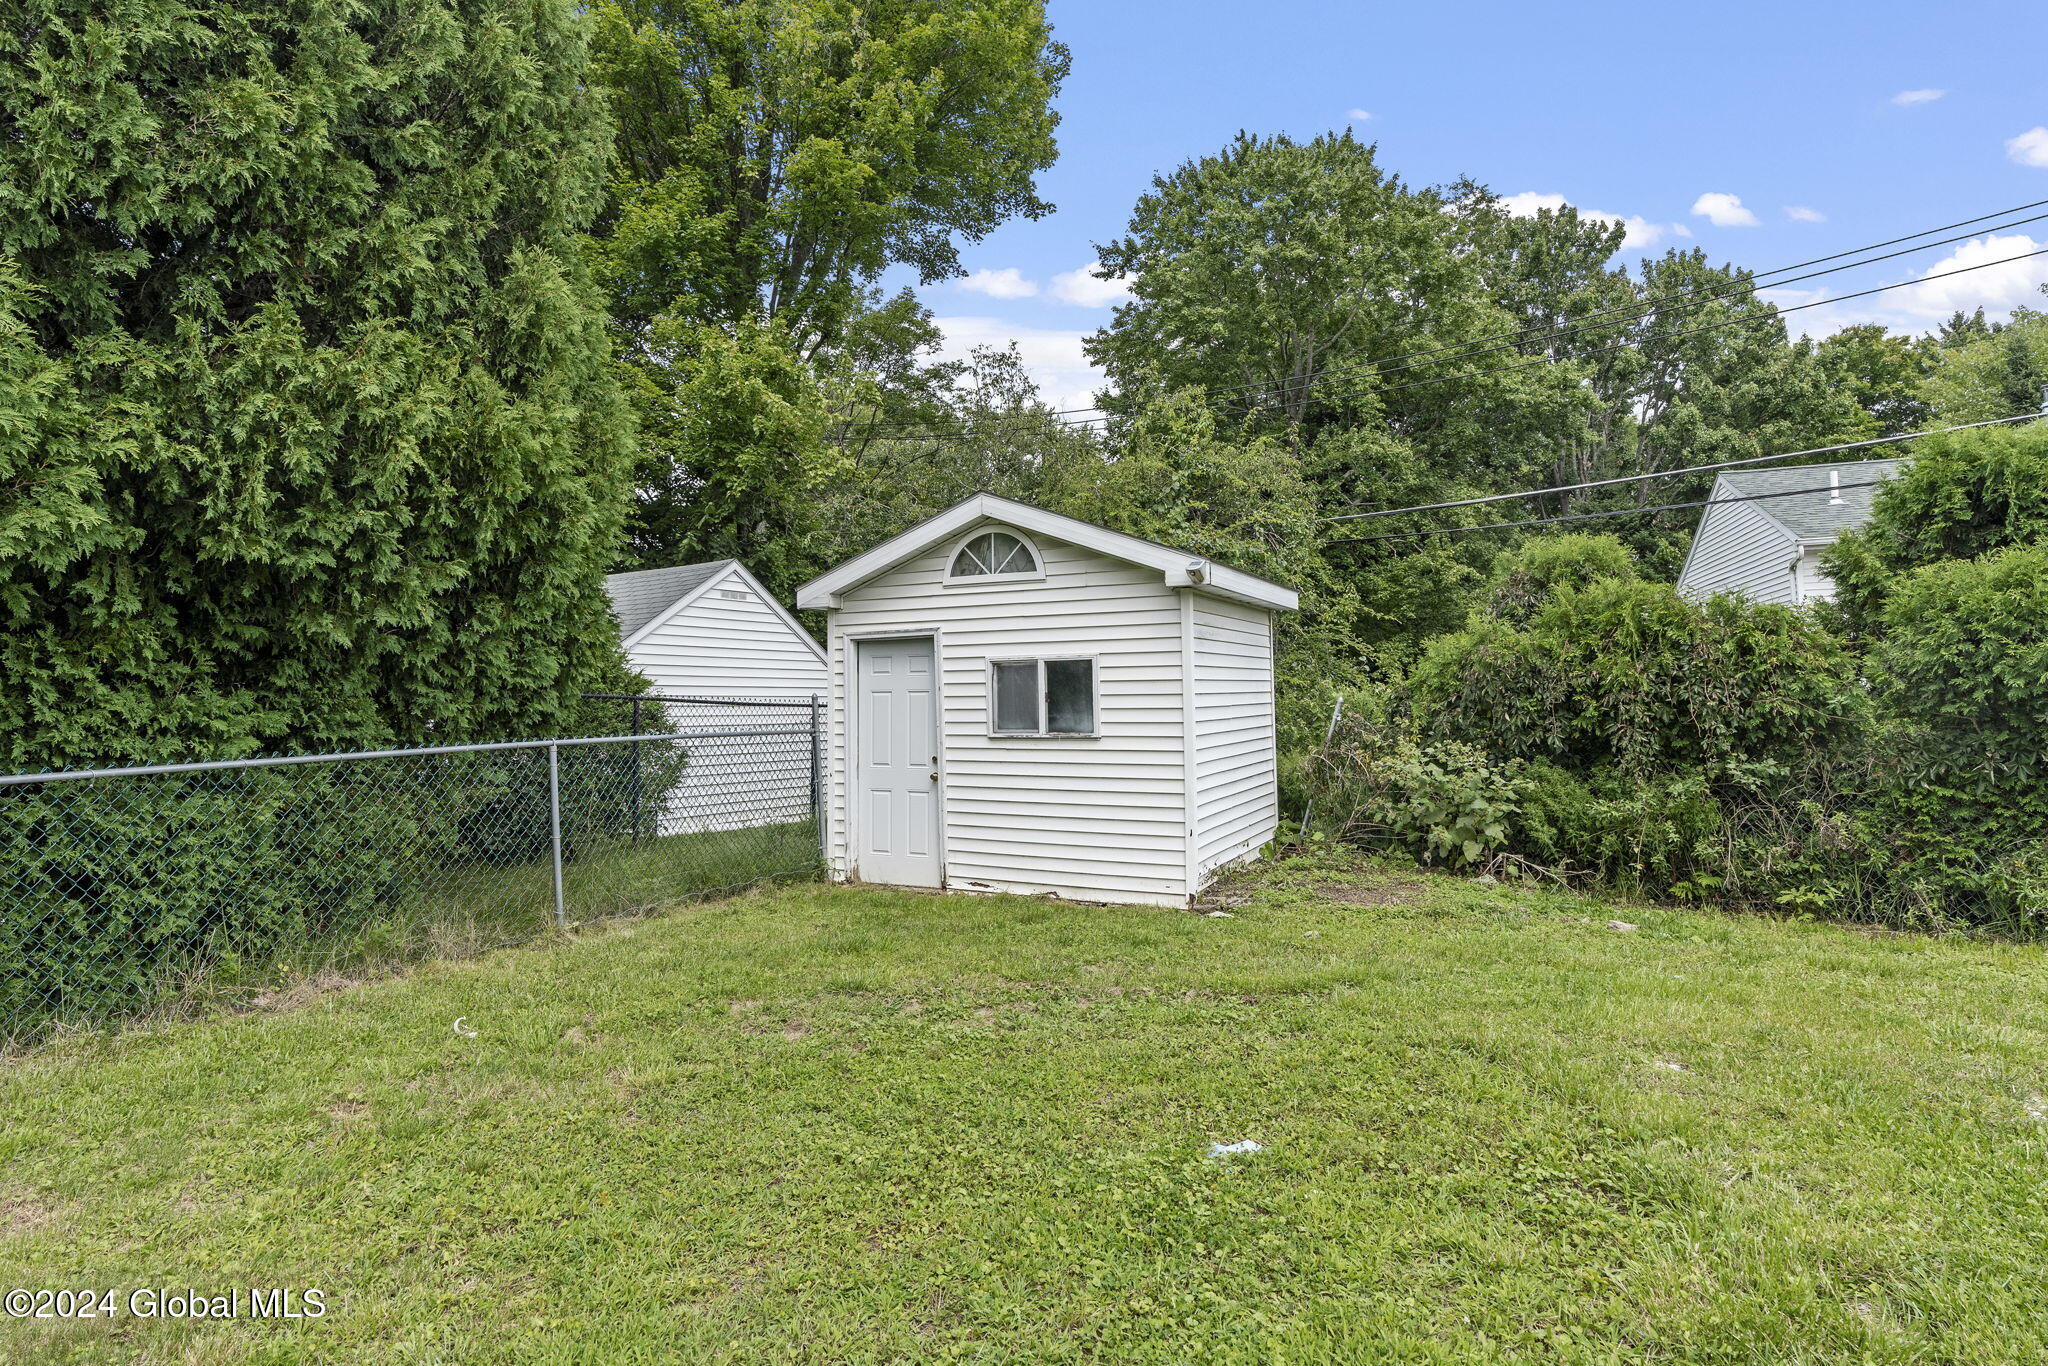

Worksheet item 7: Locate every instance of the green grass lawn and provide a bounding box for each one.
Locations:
[5,854,2048,1364]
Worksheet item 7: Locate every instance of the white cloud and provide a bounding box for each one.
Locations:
[1891,88,1946,107]
[957,267,1038,300]
[930,316,1107,414]
[1766,232,2048,339]
[1048,262,1136,308]
[1692,192,1761,227]
[1497,191,1676,251]
[1498,191,1569,216]
[2007,126,2048,168]
[1346,108,1374,121]
[1785,205,1826,223]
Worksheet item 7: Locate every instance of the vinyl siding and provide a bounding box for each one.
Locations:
[1676,485,1802,605]
[824,531,1194,907]
[1188,595,1279,881]
[1793,548,1838,603]
[624,565,828,697]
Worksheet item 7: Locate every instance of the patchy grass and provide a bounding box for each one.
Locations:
[4,853,2048,1363]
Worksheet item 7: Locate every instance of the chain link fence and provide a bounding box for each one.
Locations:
[0,695,822,1051]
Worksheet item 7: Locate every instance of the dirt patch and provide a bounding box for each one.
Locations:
[327,1099,370,1123]
[1312,879,1425,908]
[1,1194,56,1238]
[780,1021,812,1041]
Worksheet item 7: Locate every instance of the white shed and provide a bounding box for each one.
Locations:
[1676,458,1905,606]
[794,495,1299,908]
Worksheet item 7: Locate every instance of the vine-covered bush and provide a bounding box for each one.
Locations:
[1410,577,1866,782]
[1305,495,2048,932]
[1824,423,2048,633]
[1305,691,1526,869]
[1481,533,1638,627]
[1864,541,2048,930]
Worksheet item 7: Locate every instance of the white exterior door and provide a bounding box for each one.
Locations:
[853,637,941,887]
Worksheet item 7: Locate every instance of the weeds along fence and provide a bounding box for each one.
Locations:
[0,694,822,1050]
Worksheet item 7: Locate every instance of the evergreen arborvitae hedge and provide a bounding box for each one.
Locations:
[0,0,635,768]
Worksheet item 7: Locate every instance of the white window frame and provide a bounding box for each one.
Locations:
[943,527,1045,587]
[986,655,1100,738]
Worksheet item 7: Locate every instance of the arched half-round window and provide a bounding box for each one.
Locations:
[947,529,1040,581]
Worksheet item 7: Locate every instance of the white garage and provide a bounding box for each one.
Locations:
[795,495,1298,907]
[604,559,826,834]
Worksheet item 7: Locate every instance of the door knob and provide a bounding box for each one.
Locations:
[929,771,939,783]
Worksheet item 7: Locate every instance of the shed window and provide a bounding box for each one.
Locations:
[989,658,1096,736]
[949,530,1038,580]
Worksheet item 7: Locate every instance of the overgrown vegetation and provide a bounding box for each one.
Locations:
[1303,424,2048,934]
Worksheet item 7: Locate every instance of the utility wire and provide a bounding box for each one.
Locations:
[851,195,2048,440]
[1326,477,1892,546]
[1280,243,2048,416]
[1321,411,2046,523]
[1218,210,2048,417]
[871,243,2048,444]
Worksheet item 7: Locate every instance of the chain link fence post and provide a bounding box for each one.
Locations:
[809,693,824,864]
[548,741,566,928]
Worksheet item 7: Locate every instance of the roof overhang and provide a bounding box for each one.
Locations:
[795,494,1299,612]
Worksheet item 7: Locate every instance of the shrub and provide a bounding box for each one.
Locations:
[1483,533,1638,627]
[1305,705,1525,870]
[1410,577,1865,783]
[1862,542,2048,921]
[1824,422,2048,632]
[0,766,422,1032]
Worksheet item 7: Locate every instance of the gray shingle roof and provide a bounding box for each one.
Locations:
[1718,458,1907,541]
[604,560,735,638]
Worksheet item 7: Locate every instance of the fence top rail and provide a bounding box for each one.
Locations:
[0,725,816,788]
[582,692,823,708]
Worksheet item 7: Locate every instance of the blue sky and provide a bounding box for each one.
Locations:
[896,0,2048,412]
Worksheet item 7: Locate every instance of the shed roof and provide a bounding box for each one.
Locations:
[1718,458,1906,541]
[795,494,1299,611]
[604,560,736,638]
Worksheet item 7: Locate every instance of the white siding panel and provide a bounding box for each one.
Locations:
[825,535,1194,905]
[1188,595,1279,882]
[1676,487,1802,605]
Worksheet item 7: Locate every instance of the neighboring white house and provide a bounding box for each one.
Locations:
[606,559,827,697]
[604,559,827,834]
[794,495,1299,908]
[1676,458,1905,606]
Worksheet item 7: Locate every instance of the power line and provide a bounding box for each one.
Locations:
[1321,411,2046,523]
[846,197,2048,445]
[857,193,2048,437]
[1218,209,2048,417]
[874,241,2048,444]
[1286,242,2048,414]
[1325,477,1892,547]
